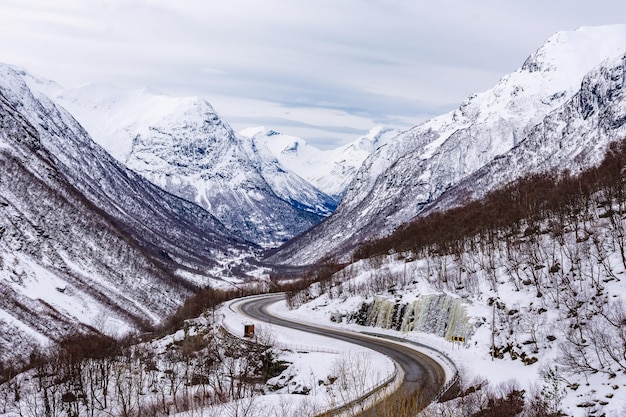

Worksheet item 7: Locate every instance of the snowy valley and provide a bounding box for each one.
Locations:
[0,64,259,365]
[2,24,626,417]
[16,76,393,247]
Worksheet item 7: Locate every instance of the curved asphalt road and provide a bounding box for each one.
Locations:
[235,293,447,416]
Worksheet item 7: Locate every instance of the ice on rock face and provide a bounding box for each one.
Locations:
[401,294,472,340]
[361,295,472,340]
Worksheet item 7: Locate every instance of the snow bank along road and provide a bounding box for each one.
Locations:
[234,293,448,414]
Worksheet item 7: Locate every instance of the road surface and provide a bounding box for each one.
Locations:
[235,293,449,416]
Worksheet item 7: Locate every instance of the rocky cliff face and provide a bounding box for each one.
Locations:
[0,65,255,364]
[268,25,626,266]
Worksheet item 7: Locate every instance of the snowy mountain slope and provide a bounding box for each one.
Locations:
[239,134,338,217]
[240,126,400,199]
[268,25,626,266]
[33,82,332,247]
[282,225,626,417]
[427,51,626,216]
[277,129,626,416]
[0,65,256,363]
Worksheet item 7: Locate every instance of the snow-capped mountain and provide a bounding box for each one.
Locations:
[431,49,626,214]
[239,134,338,217]
[24,82,334,247]
[240,126,400,199]
[268,25,626,265]
[0,64,256,363]
[279,61,626,412]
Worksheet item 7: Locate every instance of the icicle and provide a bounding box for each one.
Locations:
[367,297,397,329]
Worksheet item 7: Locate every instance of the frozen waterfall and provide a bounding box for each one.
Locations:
[357,294,472,341]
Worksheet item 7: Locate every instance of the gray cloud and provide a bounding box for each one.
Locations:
[1,0,626,147]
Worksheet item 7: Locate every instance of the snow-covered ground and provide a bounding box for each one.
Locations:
[214,295,398,416]
[277,247,626,416]
[211,288,573,416]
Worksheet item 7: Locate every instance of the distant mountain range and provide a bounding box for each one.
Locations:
[239,126,401,200]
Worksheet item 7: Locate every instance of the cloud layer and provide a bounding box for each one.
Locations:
[1,0,625,147]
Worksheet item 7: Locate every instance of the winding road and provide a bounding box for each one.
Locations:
[233,293,450,416]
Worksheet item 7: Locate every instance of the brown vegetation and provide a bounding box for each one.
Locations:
[355,139,626,261]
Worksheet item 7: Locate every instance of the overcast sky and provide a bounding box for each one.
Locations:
[1,1,625,148]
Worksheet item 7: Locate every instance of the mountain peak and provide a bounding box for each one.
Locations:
[521,24,626,75]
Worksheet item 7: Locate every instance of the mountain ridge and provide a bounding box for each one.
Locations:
[0,65,256,363]
[240,125,401,199]
[267,24,626,266]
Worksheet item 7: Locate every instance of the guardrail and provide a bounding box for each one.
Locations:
[314,363,399,417]
[433,373,459,402]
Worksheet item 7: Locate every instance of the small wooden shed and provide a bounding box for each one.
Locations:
[244,324,255,338]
